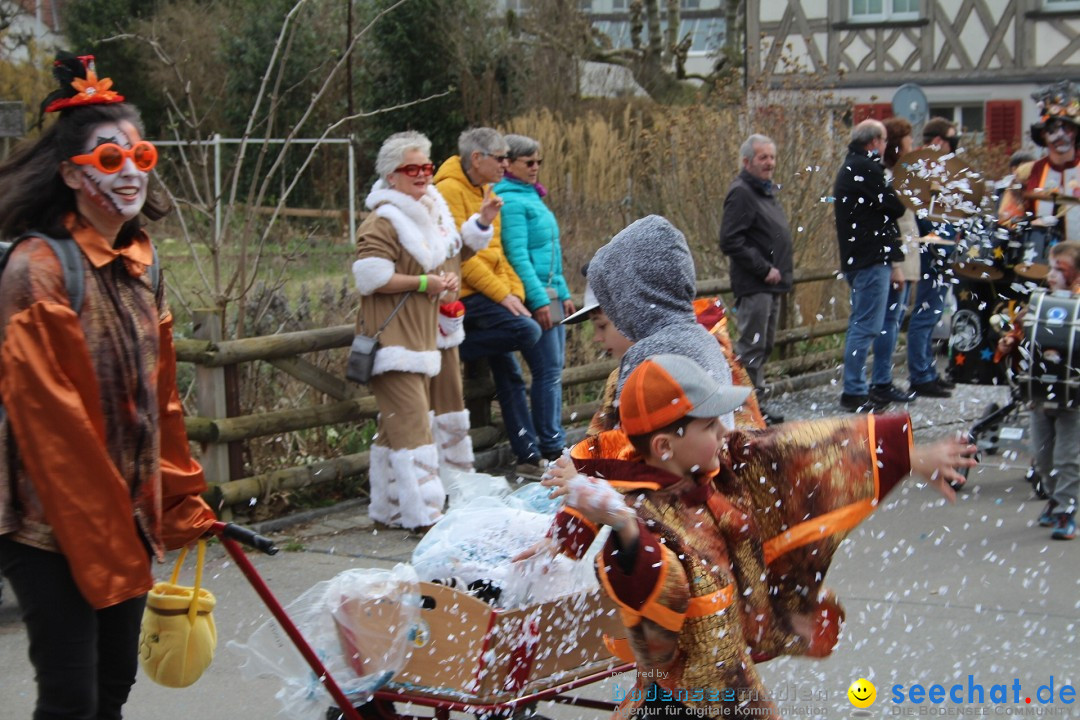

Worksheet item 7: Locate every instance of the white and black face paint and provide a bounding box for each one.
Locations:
[76,121,149,222]
[1045,121,1077,154]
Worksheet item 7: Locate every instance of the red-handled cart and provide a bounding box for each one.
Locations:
[212,521,633,720]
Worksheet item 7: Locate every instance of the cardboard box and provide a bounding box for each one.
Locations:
[386,581,626,704]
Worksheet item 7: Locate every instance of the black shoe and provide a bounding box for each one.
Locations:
[840,393,890,413]
[910,380,952,398]
[870,383,917,404]
[934,375,956,390]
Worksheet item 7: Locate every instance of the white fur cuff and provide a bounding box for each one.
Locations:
[353,257,395,295]
[373,346,442,377]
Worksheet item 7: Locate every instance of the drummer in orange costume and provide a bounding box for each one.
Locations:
[1000,81,1080,244]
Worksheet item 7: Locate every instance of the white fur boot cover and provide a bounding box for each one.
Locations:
[433,410,474,472]
[368,444,400,526]
[388,443,444,530]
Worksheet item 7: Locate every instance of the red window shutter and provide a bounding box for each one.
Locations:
[986,100,1022,149]
[853,103,893,123]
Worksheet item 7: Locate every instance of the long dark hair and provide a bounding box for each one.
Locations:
[0,103,170,244]
[883,116,912,170]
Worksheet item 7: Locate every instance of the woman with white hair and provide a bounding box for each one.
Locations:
[352,131,477,530]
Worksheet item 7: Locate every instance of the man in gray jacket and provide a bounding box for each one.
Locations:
[719,134,793,424]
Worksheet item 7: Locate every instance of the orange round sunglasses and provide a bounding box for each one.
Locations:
[70,141,158,174]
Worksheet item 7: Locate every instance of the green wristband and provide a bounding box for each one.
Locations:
[417,274,428,293]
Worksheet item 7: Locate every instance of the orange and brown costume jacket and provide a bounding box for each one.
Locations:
[0,215,216,610]
[553,413,914,715]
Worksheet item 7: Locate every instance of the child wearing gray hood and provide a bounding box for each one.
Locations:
[588,215,737,425]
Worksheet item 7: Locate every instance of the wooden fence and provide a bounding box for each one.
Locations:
[176,267,845,511]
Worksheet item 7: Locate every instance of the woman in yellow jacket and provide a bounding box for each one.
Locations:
[434,128,547,478]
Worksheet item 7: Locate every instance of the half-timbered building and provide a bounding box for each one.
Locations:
[748,0,1080,147]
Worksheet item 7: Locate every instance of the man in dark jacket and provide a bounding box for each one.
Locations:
[834,119,907,412]
[720,134,792,424]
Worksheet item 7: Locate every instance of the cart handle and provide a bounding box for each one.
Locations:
[211,521,279,555]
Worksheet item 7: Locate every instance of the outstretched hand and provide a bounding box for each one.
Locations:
[910,435,978,503]
[541,455,635,531]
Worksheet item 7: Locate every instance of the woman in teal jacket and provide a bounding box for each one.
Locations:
[495,135,575,459]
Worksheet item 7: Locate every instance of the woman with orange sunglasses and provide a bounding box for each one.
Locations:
[0,53,215,719]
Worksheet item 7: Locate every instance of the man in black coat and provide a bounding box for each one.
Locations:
[720,133,793,424]
[833,119,907,412]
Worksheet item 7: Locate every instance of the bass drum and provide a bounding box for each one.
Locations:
[1017,290,1080,408]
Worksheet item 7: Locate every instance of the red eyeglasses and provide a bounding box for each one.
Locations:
[393,163,435,177]
[70,141,158,174]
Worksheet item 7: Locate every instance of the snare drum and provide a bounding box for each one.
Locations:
[1017,289,1080,408]
[1013,224,1060,281]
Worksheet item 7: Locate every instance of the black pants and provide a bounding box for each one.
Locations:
[0,537,147,720]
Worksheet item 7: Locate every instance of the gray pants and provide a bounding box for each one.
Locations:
[734,292,782,391]
[1030,404,1080,515]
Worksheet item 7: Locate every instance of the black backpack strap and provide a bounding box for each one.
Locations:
[40,236,86,315]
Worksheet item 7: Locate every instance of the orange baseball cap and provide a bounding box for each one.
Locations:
[620,354,751,436]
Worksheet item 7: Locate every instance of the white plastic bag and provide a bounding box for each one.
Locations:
[441,468,512,507]
[410,496,605,610]
[229,564,419,720]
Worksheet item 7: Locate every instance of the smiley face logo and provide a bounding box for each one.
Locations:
[848,678,876,708]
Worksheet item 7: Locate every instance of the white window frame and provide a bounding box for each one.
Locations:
[849,0,920,23]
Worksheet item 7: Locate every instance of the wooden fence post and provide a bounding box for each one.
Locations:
[193,309,232,517]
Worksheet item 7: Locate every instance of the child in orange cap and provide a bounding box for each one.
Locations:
[543,354,975,718]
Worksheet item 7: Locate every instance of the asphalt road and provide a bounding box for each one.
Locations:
[1,382,1077,720]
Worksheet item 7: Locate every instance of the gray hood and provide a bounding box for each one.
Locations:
[590,215,698,342]
[589,215,733,417]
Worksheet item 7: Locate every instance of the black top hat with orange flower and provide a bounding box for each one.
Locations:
[38,52,124,122]
[1030,80,1080,148]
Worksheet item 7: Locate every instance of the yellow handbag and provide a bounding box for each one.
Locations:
[138,539,217,688]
